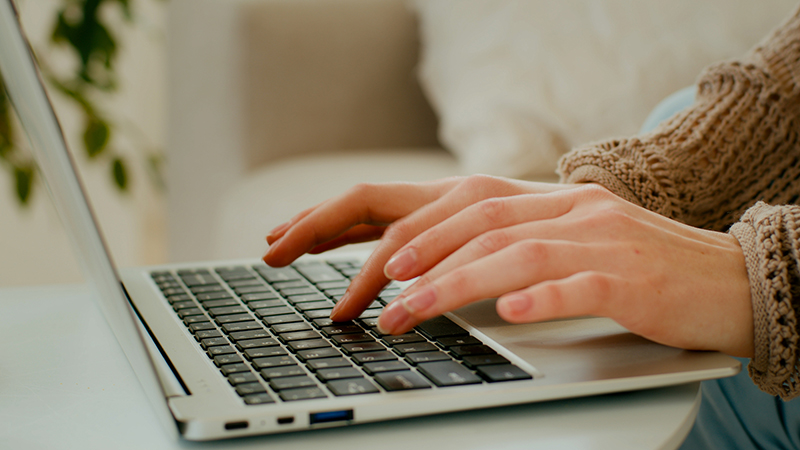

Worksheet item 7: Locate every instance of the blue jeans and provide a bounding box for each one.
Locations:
[642,87,800,449]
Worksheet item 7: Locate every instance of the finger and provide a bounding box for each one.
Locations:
[331,178,531,321]
[307,225,387,254]
[377,239,598,334]
[496,271,617,323]
[384,192,576,281]
[393,218,568,300]
[263,181,453,267]
[266,205,317,244]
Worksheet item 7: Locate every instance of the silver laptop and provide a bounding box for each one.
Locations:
[0,0,740,441]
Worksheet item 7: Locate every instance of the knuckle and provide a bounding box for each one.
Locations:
[583,271,612,313]
[539,283,566,316]
[577,183,614,201]
[475,198,508,227]
[516,239,548,265]
[349,182,378,197]
[474,229,511,253]
[383,221,412,243]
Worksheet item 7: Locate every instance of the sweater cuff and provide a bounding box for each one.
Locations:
[729,202,800,400]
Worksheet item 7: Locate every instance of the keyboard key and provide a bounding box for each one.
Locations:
[450,345,496,358]
[316,367,362,382]
[307,357,352,371]
[279,330,322,341]
[207,345,237,356]
[320,325,364,336]
[382,334,425,346]
[271,322,313,333]
[330,333,374,345]
[196,292,233,301]
[243,393,275,405]
[190,285,225,294]
[228,329,271,341]
[312,318,336,328]
[228,372,258,385]
[234,286,272,295]
[393,342,439,355]
[201,337,230,348]
[476,364,532,382]
[200,298,239,308]
[327,378,380,396]
[194,329,223,340]
[235,382,267,396]
[221,322,263,333]
[166,294,192,303]
[462,354,510,368]
[183,316,210,325]
[243,347,288,359]
[172,300,196,310]
[227,279,264,288]
[241,292,280,302]
[341,342,385,354]
[351,351,397,364]
[246,299,285,309]
[279,387,327,402]
[260,365,305,380]
[294,263,346,283]
[295,301,336,311]
[280,287,317,297]
[358,310,382,319]
[178,308,203,318]
[214,354,243,366]
[416,316,468,339]
[303,309,334,319]
[220,363,250,375]
[269,375,317,391]
[359,317,380,328]
[189,322,216,332]
[417,361,482,387]
[405,352,452,365]
[272,280,311,290]
[287,339,332,352]
[437,336,481,348]
[316,280,350,290]
[215,314,255,324]
[254,306,295,317]
[286,293,327,304]
[255,266,303,283]
[161,288,188,297]
[180,273,219,287]
[362,360,409,374]
[251,355,296,370]
[296,347,342,361]
[374,371,431,391]
[207,306,248,317]
[236,337,279,350]
[262,314,303,325]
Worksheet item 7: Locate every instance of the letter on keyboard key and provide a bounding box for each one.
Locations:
[374,371,431,391]
[416,361,482,387]
[326,378,380,396]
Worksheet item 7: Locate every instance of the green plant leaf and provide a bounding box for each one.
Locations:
[83,118,109,157]
[14,165,34,205]
[112,157,127,190]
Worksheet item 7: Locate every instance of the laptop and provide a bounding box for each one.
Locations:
[0,0,740,441]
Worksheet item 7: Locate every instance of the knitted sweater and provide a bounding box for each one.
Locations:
[558,6,800,399]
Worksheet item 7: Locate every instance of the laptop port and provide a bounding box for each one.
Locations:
[309,409,354,425]
[224,421,248,430]
[277,416,295,425]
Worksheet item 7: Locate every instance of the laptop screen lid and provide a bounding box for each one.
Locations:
[0,0,178,438]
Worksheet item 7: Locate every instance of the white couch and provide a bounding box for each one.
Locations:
[166,0,795,263]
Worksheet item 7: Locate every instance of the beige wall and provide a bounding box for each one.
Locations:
[0,0,166,286]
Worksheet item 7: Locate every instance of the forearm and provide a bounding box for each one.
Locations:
[558,6,800,232]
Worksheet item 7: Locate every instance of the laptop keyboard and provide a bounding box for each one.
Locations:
[150,259,532,405]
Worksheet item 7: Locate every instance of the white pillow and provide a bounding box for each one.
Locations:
[412,0,797,178]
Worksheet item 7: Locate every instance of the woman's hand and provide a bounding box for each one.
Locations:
[263,175,754,357]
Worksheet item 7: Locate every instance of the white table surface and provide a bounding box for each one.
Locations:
[0,284,701,450]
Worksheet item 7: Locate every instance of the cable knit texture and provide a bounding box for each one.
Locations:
[558,6,800,397]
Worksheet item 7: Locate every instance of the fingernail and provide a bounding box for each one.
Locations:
[402,286,436,314]
[331,292,349,317]
[378,300,410,334]
[499,294,532,316]
[384,248,417,280]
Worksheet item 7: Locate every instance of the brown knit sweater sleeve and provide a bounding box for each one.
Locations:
[557,7,800,398]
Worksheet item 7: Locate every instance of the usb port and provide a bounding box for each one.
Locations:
[309,409,354,425]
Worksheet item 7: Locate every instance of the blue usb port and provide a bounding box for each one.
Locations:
[309,409,354,425]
